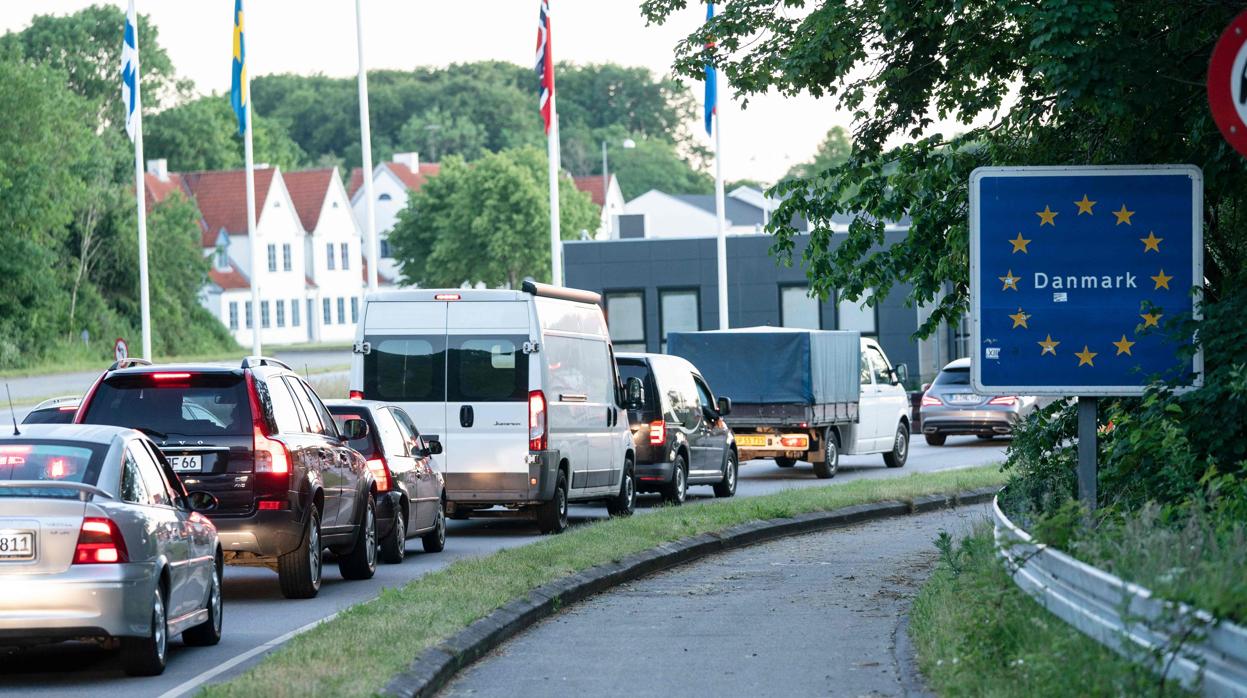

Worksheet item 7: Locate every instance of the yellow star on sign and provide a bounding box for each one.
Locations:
[1151,269,1173,290]
[1009,308,1030,329]
[1038,334,1060,356]
[1112,204,1135,225]
[1140,231,1163,252]
[1075,345,1098,367]
[1074,195,1096,215]
[999,269,1020,291]
[1112,334,1135,356]
[1035,205,1058,226]
[1140,312,1162,328]
[1009,232,1031,254]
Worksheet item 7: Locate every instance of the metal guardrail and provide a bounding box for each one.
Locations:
[993,496,1247,697]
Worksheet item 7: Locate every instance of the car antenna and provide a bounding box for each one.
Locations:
[304,363,310,381]
[5,385,19,436]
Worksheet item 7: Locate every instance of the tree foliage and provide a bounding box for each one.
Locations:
[786,126,852,180]
[145,97,306,172]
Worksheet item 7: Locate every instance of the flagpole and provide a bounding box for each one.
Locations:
[243,69,261,356]
[714,107,728,329]
[128,2,152,360]
[547,98,562,286]
[355,0,378,293]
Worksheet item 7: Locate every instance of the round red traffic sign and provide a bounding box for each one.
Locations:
[114,338,128,363]
[1208,9,1247,158]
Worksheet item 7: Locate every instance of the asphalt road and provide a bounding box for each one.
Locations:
[0,436,1005,696]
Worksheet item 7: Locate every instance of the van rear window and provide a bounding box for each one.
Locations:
[448,336,528,402]
[364,336,446,403]
[81,373,251,438]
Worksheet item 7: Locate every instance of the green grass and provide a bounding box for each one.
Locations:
[201,465,1008,697]
[910,523,1191,697]
[0,341,350,379]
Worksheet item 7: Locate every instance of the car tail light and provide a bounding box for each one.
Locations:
[367,457,391,492]
[74,517,128,564]
[529,390,547,451]
[151,372,192,381]
[46,459,67,479]
[988,395,1019,406]
[349,390,364,400]
[921,394,943,407]
[57,405,78,412]
[247,372,290,475]
[649,420,666,445]
[780,435,809,449]
[258,500,288,511]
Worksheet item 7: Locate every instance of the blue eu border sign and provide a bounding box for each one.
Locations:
[969,166,1203,397]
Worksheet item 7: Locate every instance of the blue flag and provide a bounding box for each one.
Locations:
[120,0,139,141]
[704,3,716,136]
[230,0,247,135]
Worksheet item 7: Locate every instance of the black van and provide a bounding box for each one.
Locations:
[616,353,736,504]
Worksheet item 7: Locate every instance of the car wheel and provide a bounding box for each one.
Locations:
[536,471,569,534]
[421,498,447,553]
[813,429,840,479]
[183,554,223,646]
[884,421,910,468]
[339,495,378,580]
[379,504,407,564]
[713,449,738,498]
[775,457,797,468]
[977,434,995,440]
[278,505,323,599]
[661,453,688,505]
[120,585,167,676]
[924,433,946,446]
[606,459,636,517]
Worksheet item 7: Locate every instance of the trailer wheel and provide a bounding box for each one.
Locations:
[812,429,839,479]
[775,457,797,468]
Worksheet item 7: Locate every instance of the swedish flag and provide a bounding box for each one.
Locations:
[230,0,247,135]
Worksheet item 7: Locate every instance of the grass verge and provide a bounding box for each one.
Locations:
[910,523,1191,697]
[202,465,1007,697]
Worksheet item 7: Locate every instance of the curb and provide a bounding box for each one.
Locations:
[382,486,998,697]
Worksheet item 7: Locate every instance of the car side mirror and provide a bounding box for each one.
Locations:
[893,363,910,385]
[717,396,732,416]
[625,376,645,410]
[187,491,218,513]
[424,438,443,456]
[340,417,369,441]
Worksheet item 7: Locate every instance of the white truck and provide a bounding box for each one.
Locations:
[666,328,911,478]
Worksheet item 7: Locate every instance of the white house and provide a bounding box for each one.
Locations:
[285,167,365,343]
[571,174,626,239]
[620,185,801,238]
[348,152,441,286]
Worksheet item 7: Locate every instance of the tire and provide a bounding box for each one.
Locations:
[379,503,407,564]
[775,457,797,468]
[661,453,688,505]
[339,495,378,580]
[924,433,946,446]
[713,449,738,498]
[812,429,840,479]
[120,585,167,676]
[278,506,323,599]
[536,471,569,534]
[977,434,995,440]
[883,421,910,468]
[605,459,636,517]
[182,554,223,646]
[421,498,447,553]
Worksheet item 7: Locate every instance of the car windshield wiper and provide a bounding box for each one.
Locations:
[136,426,168,440]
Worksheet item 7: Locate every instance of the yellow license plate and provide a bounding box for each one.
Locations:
[735,435,769,448]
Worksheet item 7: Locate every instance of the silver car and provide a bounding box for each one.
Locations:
[0,424,222,675]
[919,358,1041,445]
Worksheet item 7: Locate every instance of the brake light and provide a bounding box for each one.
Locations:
[46,459,66,479]
[780,435,809,449]
[921,394,942,407]
[529,390,547,451]
[151,372,191,381]
[254,429,291,474]
[434,293,461,301]
[57,405,78,412]
[988,395,1019,406]
[74,517,128,564]
[649,420,666,445]
[349,390,364,400]
[366,457,390,492]
[258,500,288,511]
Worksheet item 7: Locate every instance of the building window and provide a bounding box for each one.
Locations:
[837,288,877,336]
[276,300,286,328]
[378,193,392,201]
[780,285,821,330]
[604,291,646,351]
[282,243,292,272]
[379,238,391,258]
[350,297,359,323]
[340,242,350,270]
[291,298,301,327]
[326,242,335,270]
[267,244,277,272]
[954,313,971,360]
[323,298,332,325]
[337,297,346,324]
[261,301,271,329]
[658,289,699,352]
[245,301,253,329]
[228,302,238,330]
[215,245,228,270]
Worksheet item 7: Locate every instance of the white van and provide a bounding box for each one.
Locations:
[349,282,636,533]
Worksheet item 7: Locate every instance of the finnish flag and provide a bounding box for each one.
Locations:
[121,0,138,141]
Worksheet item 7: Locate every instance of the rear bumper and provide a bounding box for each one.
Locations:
[0,563,155,642]
[214,509,306,559]
[920,409,1019,435]
[635,460,674,489]
[445,450,560,509]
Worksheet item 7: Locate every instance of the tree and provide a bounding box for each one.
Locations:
[786,126,852,180]
[389,147,599,288]
[397,107,488,162]
[145,97,306,172]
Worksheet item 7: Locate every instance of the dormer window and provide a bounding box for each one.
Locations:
[214,245,228,271]
[378,193,392,202]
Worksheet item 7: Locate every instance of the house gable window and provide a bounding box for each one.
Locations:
[340,242,350,271]
[323,298,332,325]
[276,300,286,328]
[378,193,392,202]
[291,298,301,327]
[282,243,292,272]
[228,302,238,330]
[266,244,277,272]
[326,242,335,271]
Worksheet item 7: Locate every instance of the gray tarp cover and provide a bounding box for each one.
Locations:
[667,327,861,405]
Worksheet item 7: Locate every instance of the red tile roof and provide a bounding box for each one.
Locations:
[283,168,336,233]
[143,172,186,210]
[208,263,250,290]
[180,168,277,247]
[348,161,441,199]
[361,257,393,286]
[572,175,608,207]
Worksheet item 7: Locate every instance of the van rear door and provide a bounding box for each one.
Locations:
[362,300,448,462]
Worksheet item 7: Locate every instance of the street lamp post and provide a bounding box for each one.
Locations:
[601,138,635,238]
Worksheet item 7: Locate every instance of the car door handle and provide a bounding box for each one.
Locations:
[460,405,474,428]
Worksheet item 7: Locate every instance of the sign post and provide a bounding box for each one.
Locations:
[970,166,1203,510]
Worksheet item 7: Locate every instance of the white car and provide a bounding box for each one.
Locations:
[350,282,635,534]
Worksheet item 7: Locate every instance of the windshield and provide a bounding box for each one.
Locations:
[933,366,971,386]
[21,407,78,425]
[81,373,252,437]
[0,440,107,498]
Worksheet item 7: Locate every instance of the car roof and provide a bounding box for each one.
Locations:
[324,399,388,411]
[30,395,80,411]
[941,357,972,370]
[0,423,139,446]
[105,363,244,377]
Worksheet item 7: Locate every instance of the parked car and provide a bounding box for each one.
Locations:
[616,353,737,504]
[0,424,222,676]
[326,400,447,562]
[919,357,1041,445]
[76,357,379,599]
[20,396,80,424]
[350,281,636,534]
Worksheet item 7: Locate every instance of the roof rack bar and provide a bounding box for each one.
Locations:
[108,357,153,371]
[521,280,602,306]
[240,356,293,371]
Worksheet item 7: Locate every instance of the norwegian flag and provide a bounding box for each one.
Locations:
[535,1,555,133]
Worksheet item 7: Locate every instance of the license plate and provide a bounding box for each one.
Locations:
[0,530,34,561]
[167,454,202,472]
[736,435,769,448]
[948,394,981,404]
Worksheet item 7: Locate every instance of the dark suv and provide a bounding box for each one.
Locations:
[616,353,737,505]
[76,357,378,599]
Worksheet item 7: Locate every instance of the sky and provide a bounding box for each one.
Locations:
[3,1,858,183]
